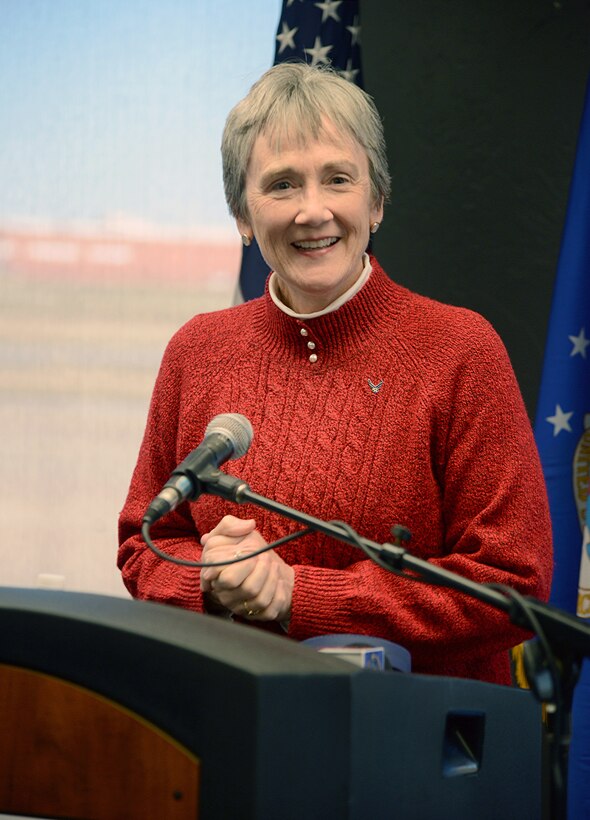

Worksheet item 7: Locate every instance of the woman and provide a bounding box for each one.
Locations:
[118,62,552,684]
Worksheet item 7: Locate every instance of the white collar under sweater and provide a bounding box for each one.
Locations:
[268,253,372,319]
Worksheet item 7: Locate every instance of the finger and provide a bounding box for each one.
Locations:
[238,553,277,606]
[204,515,257,540]
[204,532,256,551]
[214,553,258,590]
[202,542,259,588]
[242,559,294,622]
[201,536,260,579]
[219,554,278,616]
[202,525,266,575]
[216,554,294,622]
[200,531,256,576]
[248,562,280,616]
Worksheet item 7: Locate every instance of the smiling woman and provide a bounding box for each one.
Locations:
[237,120,382,313]
[224,62,387,313]
[118,61,553,687]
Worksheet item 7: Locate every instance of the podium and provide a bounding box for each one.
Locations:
[0,588,541,819]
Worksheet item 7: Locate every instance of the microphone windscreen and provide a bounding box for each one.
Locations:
[205,413,253,459]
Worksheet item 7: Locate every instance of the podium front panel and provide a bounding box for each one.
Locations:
[0,588,542,819]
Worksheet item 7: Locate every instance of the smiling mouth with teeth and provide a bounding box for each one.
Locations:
[293,237,340,250]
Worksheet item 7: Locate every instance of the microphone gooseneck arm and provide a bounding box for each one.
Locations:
[198,467,590,820]
[141,457,590,820]
[202,469,590,656]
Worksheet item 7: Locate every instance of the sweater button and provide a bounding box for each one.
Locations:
[300,328,309,337]
[309,353,318,363]
[307,341,316,350]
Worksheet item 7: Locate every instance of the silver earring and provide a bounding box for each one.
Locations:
[241,234,252,247]
[370,222,380,235]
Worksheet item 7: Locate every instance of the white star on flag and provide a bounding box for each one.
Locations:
[546,404,574,436]
[569,327,590,358]
[304,36,333,67]
[276,21,298,54]
[340,58,360,83]
[347,15,361,46]
[315,0,342,24]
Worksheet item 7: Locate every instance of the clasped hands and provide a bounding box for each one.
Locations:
[200,515,294,623]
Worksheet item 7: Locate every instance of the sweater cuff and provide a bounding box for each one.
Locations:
[287,564,357,640]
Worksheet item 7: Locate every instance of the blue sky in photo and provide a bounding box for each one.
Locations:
[0,0,281,231]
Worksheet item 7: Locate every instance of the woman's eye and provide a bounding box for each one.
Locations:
[331,176,348,185]
[272,180,291,191]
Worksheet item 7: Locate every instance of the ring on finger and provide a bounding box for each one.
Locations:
[243,600,260,617]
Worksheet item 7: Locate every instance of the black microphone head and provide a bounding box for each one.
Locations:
[205,413,253,459]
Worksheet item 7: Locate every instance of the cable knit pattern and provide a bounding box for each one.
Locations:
[118,259,552,684]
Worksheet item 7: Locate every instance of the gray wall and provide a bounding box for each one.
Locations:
[362,0,590,418]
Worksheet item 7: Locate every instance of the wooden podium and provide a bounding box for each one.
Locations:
[0,588,542,819]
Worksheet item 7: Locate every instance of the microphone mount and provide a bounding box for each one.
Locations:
[201,468,590,657]
[197,467,590,820]
[143,464,590,820]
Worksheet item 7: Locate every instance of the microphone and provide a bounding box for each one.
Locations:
[142,413,253,525]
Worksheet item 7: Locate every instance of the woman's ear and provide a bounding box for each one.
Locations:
[371,196,385,226]
[236,218,253,247]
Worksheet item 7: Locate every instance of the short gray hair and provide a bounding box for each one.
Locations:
[222,62,391,222]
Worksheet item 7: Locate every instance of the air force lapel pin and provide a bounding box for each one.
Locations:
[368,378,384,394]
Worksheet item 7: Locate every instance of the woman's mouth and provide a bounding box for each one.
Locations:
[292,237,340,250]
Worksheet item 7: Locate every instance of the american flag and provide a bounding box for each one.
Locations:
[235,0,363,302]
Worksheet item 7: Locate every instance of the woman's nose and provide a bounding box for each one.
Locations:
[294,185,333,226]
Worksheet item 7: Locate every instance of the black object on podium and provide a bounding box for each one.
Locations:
[0,588,541,819]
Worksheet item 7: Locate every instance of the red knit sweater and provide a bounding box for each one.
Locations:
[118,259,552,684]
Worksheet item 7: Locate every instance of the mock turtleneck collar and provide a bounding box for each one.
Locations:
[252,257,406,367]
[268,253,372,319]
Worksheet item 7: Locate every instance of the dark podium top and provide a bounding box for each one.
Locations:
[0,588,542,819]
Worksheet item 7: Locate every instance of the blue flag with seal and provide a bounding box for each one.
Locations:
[534,75,590,819]
[568,496,590,818]
[235,0,363,303]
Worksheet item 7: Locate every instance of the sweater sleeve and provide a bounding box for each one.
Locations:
[286,316,553,681]
[117,334,207,612]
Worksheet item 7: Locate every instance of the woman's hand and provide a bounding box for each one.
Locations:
[200,515,293,623]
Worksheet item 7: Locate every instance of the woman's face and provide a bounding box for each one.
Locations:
[237,119,383,314]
